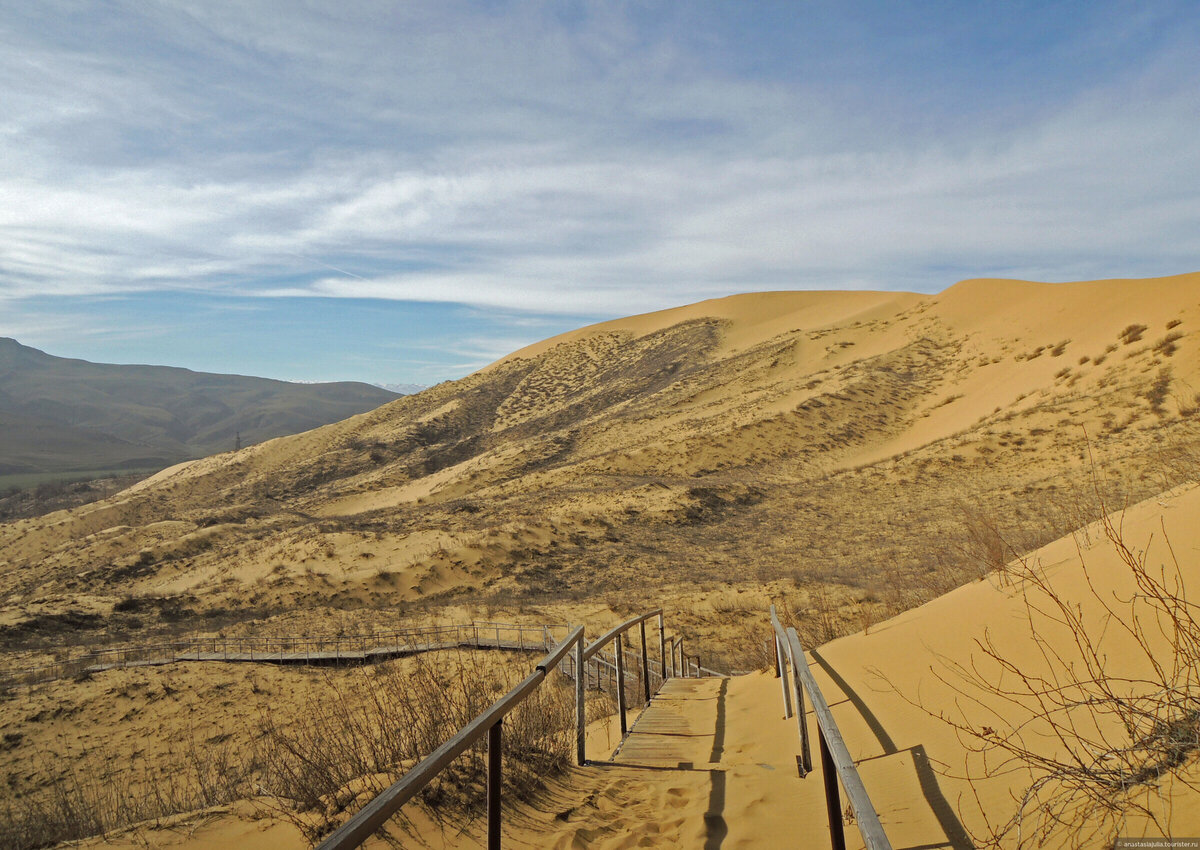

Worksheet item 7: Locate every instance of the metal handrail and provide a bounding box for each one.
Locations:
[318,626,586,850]
[770,604,892,850]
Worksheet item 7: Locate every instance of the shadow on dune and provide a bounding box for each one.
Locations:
[810,649,973,850]
[704,770,728,850]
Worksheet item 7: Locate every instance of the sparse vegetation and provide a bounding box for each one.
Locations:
[927,477,1200,849]
[0,648,586,850]
[258,651,582,841]
[1146,368,1173,414]
[1120,323,1148,345]
[3,283,1200,845]
[1154,331,1184,357]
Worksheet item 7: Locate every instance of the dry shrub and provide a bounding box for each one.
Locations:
[0,734,255,850]
[927,486,1200,848]
[1120,324,1148,345]
[1146,368,1173,415]
[0,649,580,850]
[258,651,577,842]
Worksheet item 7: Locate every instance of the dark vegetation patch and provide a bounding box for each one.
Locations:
[1120,323,1148,345]
[0,473,152,521]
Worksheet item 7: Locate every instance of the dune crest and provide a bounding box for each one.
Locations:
[3,273,1200,847]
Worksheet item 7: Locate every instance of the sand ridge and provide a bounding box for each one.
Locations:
[4,273,1200,847]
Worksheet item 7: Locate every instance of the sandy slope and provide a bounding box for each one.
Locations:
[4,272,1197,638]
[58,482,1200,849]
[4,273,1200,847]
[490,481,1200,849]
[809,481,1200,847]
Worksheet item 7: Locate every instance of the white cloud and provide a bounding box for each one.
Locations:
[1,0,1198,323]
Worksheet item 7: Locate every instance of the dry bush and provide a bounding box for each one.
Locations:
[1146,368,1173,415]
[0,734,256,850]
[257,650,578,842]
[926,489,1200,848]
[1120,324,1148,345]
[0,649,582,850]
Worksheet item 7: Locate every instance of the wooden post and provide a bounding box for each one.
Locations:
[820,730,847,850]
[615,634,628,735]
[777,636,794,718]
[787,642,812,775]
[678,639,685,678]
[575,632,586,765]
[488,720,502,850]
[639,621,650,704]
[657,613,667,683]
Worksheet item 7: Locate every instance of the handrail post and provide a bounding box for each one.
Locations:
[657,613,667,682]
[576,632,586,765]
[777,635,793,718]
[788,641,812,775]
[615,634,627,735]
[678,639,685,677]
[820,731,847,850]
[639,621,650,704]
[488,719,502,850]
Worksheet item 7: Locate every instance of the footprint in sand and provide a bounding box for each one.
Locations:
[665,787,690,808]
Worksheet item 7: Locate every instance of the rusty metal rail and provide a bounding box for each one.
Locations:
[770,604,892,850]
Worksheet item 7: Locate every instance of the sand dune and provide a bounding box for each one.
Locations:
[58,481,1200,847]
[3,273,1200,847]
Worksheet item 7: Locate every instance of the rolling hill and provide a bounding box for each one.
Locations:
[1,273,1197,657]
[0,338,400,478]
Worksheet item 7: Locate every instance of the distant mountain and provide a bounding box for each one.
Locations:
[373,382,426,395]
[0,338,400,476]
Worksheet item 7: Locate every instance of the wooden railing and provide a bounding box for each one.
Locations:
[770,604,892,850]
[316,625,585,850]
[579,609,665,741]
[317,609,701,850]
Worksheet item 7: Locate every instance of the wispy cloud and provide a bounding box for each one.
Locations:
[2,1,1199,381]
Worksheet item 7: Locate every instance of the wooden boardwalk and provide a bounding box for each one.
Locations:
[79,638,540,675]
[613,676,725,768]
[2,624,570,688]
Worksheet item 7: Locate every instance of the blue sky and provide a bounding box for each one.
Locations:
[2,1,1198,385]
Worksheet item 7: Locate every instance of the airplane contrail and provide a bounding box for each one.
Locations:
[284,251,367,279]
